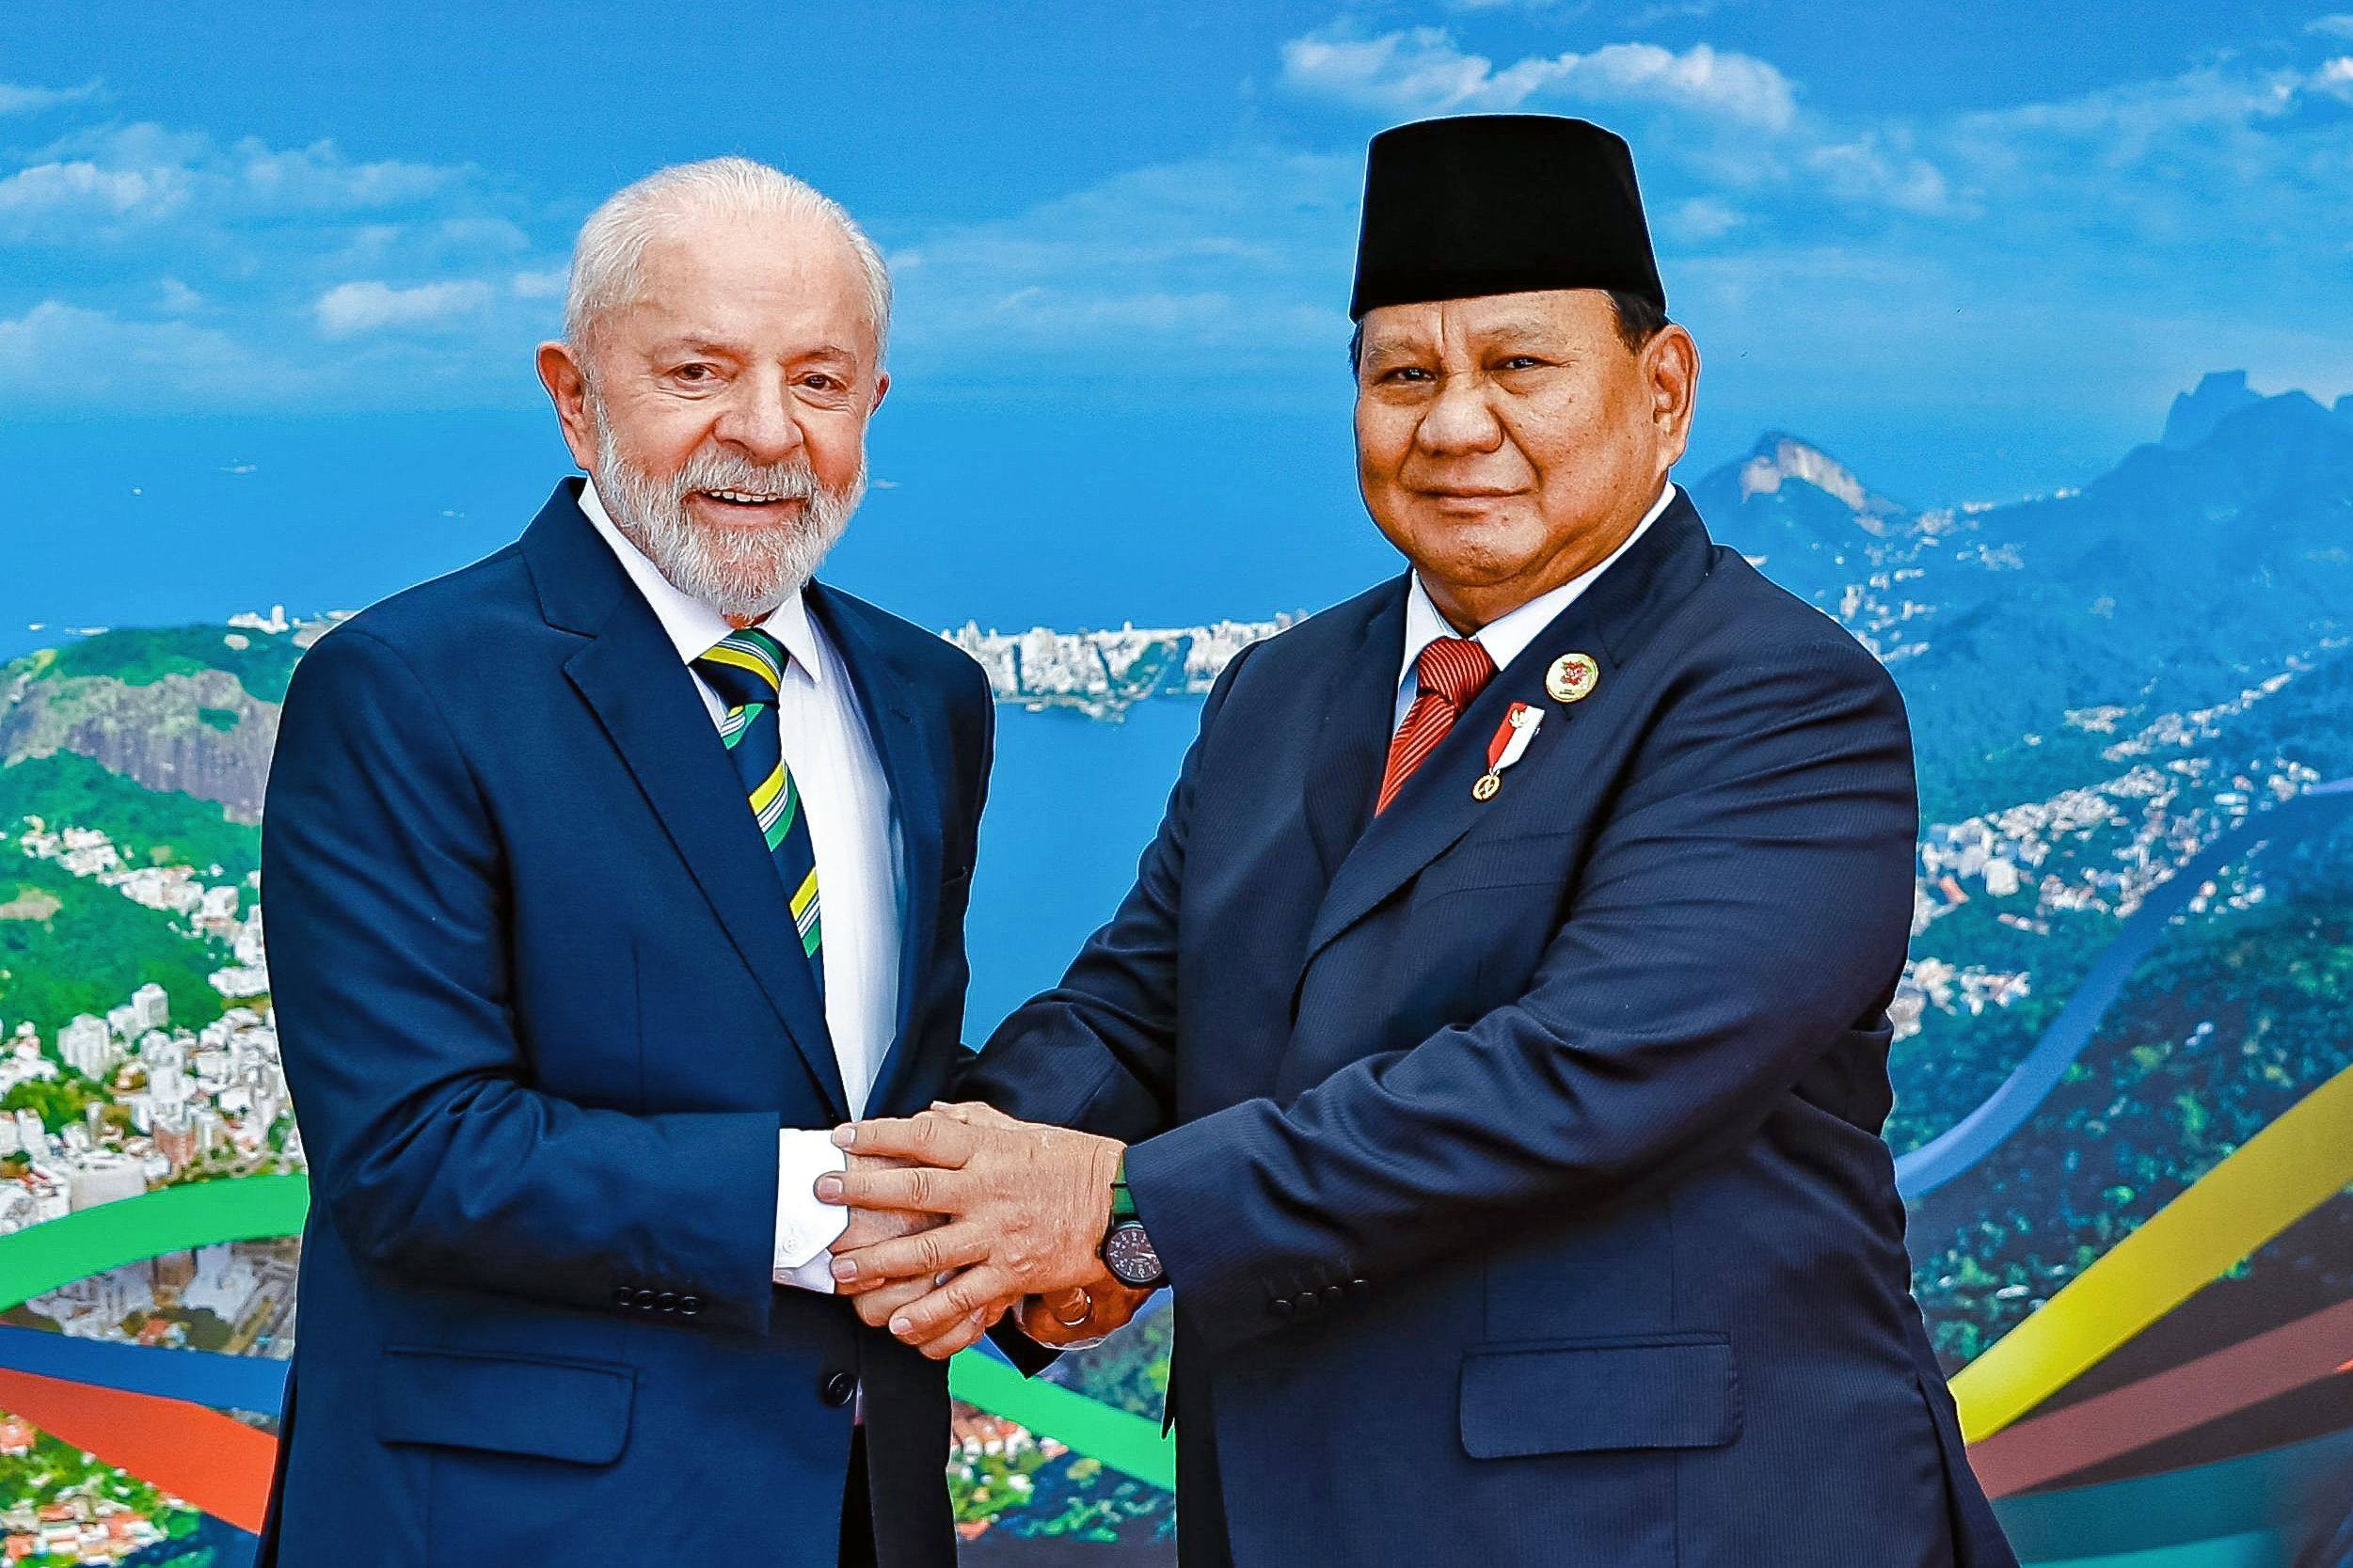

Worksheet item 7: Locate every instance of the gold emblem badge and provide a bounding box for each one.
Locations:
[1471,773,1502,801]
[1545,652,1600,704]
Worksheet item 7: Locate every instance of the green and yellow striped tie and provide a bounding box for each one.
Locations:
[694,628,825,995]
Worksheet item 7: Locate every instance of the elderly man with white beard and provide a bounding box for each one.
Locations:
[257,157,997,1568]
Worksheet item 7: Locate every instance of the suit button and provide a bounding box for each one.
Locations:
[656,1291,678,1313]
[819,1370,857,1408]
[1322,1284,1345,1304]
[1351,1278,1368,1291]
[612,1286,635,1310]
[633,1289,658,1309]
[678,1295,703,1318]
[1270,1297,1293,1318]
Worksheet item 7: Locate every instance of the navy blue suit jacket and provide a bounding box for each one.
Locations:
[963,494,2019,1568]
[257,481,992,1566]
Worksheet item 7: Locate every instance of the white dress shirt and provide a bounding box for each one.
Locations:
[580,481,898,1294]
[1394,481,1677,725]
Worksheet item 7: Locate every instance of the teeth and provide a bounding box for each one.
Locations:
[707,489,784,503]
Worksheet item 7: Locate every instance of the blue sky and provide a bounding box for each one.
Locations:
[4,1,2351,646]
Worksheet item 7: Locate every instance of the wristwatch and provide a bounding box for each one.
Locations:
[1099,1158,1166,1290]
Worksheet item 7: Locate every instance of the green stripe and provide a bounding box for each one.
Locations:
[801,914,823,958]
[0,1175,1180,1495]
[0,1175,312,1311]
[947,1352,1174,1490]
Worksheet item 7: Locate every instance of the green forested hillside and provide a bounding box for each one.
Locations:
[0,752,261,882]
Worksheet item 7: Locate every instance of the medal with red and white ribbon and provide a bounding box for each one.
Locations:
[1471,702,1544,800]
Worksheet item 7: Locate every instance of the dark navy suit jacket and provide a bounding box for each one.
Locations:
[257,481,993,1567]
[963,494,2019,1568]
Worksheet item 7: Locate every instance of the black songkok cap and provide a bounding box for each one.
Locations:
[1347,114,1663,322]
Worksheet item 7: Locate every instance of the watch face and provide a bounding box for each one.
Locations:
[1103,1220,1165,1288]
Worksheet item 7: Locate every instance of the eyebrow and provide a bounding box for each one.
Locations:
[649,338,866,364]
[1359,318,1569,361]
[1469,317,1566,344]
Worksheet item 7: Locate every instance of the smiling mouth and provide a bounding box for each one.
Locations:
[693,488,803,510]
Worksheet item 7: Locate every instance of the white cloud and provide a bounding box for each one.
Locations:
[2313,55,2353,102]
[0,300,293,404]
[0,79,102,116]
[1,123,469,241]
[312,279,494,337]
[886,148,1359,379]
[2308,15,2353,38]
[1280,28,1797,131]
[0,159,187,225]
[510,266,567,298]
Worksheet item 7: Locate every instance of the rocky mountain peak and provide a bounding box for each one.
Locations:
[2160,371,2263,451]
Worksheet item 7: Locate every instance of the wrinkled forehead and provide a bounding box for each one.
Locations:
[601,213,880,361]
[1357,288,1617,359]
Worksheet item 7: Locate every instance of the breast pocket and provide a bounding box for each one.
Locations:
[1409,827,1586,908]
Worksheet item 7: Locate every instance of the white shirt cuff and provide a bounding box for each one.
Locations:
[774,1130,851,1292]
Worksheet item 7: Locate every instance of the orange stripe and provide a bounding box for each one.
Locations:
[1965,1294,2353,1497]
[0,1369,277,1532]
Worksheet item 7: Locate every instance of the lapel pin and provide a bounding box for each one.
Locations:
[1545,652,1600,705]
[1472,703,1545,801]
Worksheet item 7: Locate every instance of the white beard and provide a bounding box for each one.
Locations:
[590,404,864,621]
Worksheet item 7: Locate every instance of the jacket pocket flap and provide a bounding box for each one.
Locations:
[376,1347,635,1465]
[1460,1334,1740,1459]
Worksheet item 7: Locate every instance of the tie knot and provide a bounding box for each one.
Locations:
[694,627,788,709]
[1414,636,1495,711]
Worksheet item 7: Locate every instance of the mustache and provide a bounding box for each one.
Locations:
[670,446,828,504]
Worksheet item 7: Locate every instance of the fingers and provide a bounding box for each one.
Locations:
[850,1272,934,1328]
[886,1265,1015,1344]
[834,1112,976,1167]
[832,1222,992,1289]
[914,1308,993,1361]
[814,1163,967,1215]
[1014,1291,1095,1348]
[928,1101,1018,1128]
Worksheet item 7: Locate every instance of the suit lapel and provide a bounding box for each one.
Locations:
[804,585,944,1117]
[1296,495,1715,980]
[524,482,851,1118]
[1300,585,1408,879]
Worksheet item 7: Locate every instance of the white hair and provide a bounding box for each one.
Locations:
[563,155,891,358]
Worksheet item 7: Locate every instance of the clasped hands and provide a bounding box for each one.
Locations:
[814,1101,1153,1357]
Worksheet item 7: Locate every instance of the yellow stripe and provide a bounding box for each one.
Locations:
[1949,1058,2353,1443]
[748,762,786,816]
[703,644,780,691]
[790,868,819,920]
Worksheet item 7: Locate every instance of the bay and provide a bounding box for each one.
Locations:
[962,699,1204,1039]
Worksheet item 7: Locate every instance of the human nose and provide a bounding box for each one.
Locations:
[1413,373,1505,457]
[711,372,806,465]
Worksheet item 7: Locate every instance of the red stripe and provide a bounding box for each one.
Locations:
[0,1369,277,1532]
[1375,639,1497,815]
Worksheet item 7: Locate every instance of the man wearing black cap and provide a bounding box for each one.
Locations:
[819,115,2018,1567]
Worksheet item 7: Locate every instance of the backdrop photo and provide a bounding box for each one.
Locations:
[2,4,2351,1565]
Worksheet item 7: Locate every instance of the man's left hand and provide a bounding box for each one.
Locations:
[816,1103,1124,1353]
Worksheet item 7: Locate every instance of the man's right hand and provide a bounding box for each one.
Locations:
[1014,1275,1155,1348]
[832,1152,941,1253]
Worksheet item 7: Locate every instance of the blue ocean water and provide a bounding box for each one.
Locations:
[962,699,1203,1037]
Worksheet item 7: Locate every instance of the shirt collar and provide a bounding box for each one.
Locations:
[579,477,825,683]
[1399,480,1677,693]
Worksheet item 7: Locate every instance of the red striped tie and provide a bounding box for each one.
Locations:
[1375,637,1496,816]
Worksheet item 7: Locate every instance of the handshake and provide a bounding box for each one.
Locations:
[813,1102,1157,1357]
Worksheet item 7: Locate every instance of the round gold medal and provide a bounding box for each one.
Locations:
[1546,652,1599,704]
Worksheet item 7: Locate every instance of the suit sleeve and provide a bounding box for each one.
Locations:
[263,626,782,1334]
[1121,638,1919,1354]
[954,643,1258,1141]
